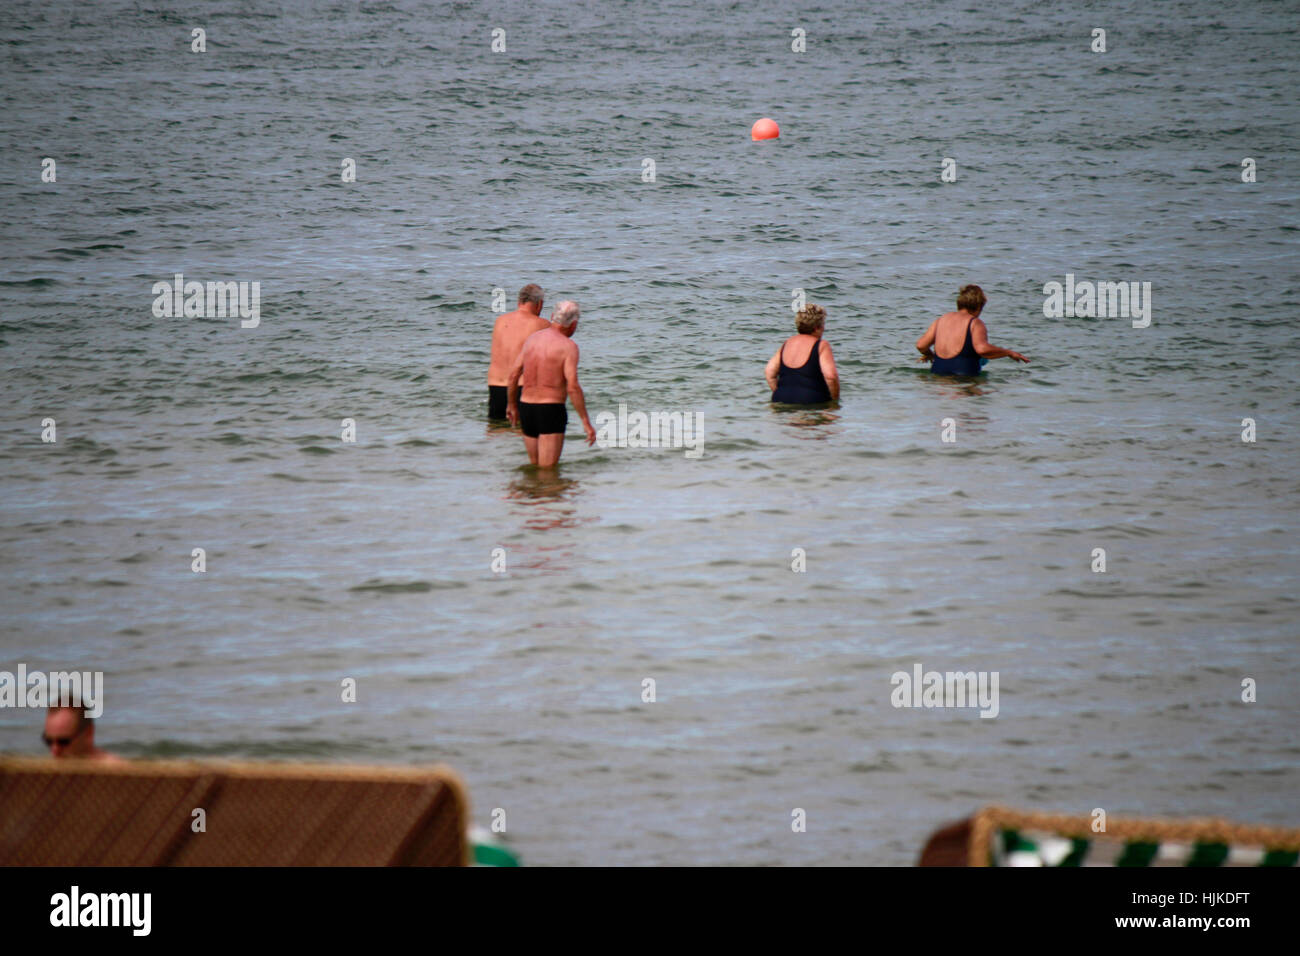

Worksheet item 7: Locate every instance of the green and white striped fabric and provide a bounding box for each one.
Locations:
[468,826,521,867]
[993,829,1300,867]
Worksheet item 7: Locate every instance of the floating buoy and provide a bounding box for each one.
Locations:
[751,117,780,141]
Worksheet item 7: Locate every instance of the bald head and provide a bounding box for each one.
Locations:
[44,706,94,758]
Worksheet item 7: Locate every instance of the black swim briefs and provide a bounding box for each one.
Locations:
[518,401,567,438]
[488,385,508,420]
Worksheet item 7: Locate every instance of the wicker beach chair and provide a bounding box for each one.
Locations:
[0,756,471,866]
[919,805,1300,867]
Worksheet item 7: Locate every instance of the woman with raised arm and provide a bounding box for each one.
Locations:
[916,285,1028,375]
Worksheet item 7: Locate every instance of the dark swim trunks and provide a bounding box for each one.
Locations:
[518,401,567,438]
[488,385,508,420]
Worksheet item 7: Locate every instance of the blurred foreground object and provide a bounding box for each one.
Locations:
[0,756,475,866]
[919,805,1300,867]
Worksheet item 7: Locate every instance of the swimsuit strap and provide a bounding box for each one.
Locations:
[963,317,979,358]
[781,337,809,367]
[782,337,818,368]
[936,318,974,361]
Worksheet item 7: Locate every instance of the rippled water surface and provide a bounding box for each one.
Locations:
[0,0,1297,864]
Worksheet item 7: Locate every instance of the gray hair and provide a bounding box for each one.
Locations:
[796,304,826,334]
[552,300,580,329]
[518,284,544,305]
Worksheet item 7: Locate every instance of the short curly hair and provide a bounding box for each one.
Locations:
[956,284,986,314]
[796,304,826,334]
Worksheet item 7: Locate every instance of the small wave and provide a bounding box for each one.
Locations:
[349,579,462,594]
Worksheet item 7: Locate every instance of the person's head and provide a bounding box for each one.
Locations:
[43,706,94,758]
[518,284,544,315]
[796,304,826,336]
[956,284,986,316]
[552,300,580,336]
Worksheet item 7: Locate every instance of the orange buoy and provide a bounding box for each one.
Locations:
[751,117,780,141]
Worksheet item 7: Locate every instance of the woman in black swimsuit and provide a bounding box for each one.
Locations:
[916,285,1028,375]
[765,304,840,404]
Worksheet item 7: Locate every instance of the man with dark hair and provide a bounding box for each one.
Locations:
[43,706,124,762]
[916,284,1028,375]
[487,284,550,420]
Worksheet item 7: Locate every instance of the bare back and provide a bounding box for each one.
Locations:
[488,307,549,386]
[933,310,983,359]
[779,333,821,366]
[519,327,578,404]
[767,332,838,393]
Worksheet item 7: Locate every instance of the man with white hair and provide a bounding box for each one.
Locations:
[505,300,596,468]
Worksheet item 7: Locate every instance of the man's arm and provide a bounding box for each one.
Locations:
[916,319,938,362]
[970,320,1028,363]
[564,344,597,445]
[505,348,526,425]
[764,348,781,391]
[819,341,840,401]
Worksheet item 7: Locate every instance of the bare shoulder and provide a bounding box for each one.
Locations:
[518,328,543,356]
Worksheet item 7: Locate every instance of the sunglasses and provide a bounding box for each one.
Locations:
[42,724,87,748]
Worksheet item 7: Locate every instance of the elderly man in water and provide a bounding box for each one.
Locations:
[487,284,550,420]
[506,300,597,468]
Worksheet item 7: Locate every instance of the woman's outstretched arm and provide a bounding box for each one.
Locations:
[971,319,1028,363]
